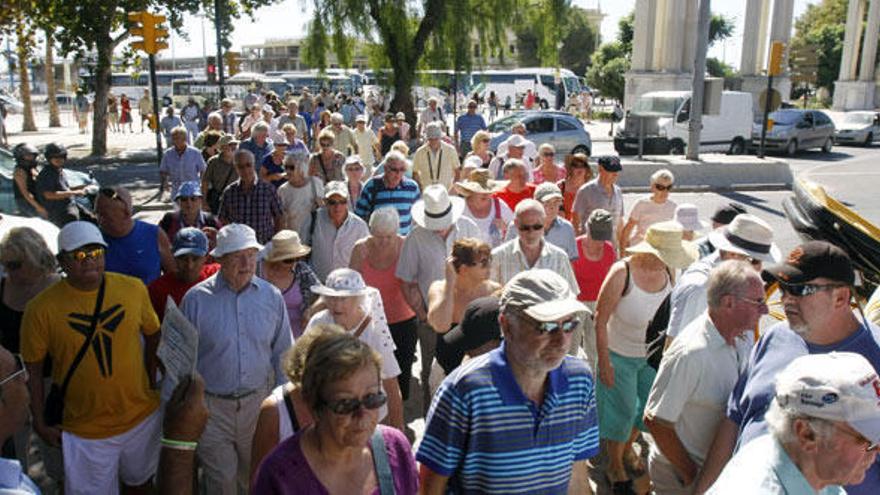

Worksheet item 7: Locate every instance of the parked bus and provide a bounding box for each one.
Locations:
[473,68,582,110]
[80,71,193,99]
[171,74,289,108]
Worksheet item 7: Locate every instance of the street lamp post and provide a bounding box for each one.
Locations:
[214,0,226,99]
[687,0,711,161]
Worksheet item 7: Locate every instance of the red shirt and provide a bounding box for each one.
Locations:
[148,263,221,318]
[493,184,536,211]
[571,237,616,302]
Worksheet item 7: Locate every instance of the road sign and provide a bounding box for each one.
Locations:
[759,88,782,112]
[768,41,786,76]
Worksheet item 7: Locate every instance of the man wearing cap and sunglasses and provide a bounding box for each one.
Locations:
[696,241,880,494]
[312,181,370,282]
[572,155,624,243]
[21,221,163,494]
[180,223,292,494]
[708,352,880,494]
[202,134,239,214]
[418,269,598,494]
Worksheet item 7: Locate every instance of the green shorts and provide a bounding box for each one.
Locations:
[596,351,656,442]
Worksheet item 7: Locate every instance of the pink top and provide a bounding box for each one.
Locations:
[571,237,616,302]
[532,164,566,184]
[361,258,416,324]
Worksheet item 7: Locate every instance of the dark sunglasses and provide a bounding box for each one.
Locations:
[99,188,121,200]
[320,141,334,147]
[386,167,406,173]
[779,282,846,298]
[2,260,23,271]
[323,391,387,416]
[280,258,297,264]
[518,223,543,232]
[653,183,673,191]
[542,152,555,157]
[537,317,581,334]
[326,199,347,206]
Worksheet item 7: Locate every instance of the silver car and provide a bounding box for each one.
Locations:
[834,111,880,146]
[751,109,835,156]
[487,111,592,156]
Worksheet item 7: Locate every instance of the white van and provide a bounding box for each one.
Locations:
[614,90,753,155]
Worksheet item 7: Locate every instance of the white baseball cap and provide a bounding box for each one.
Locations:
[210,224,262,258]
[775,352,880,445]
[58,221,107,253]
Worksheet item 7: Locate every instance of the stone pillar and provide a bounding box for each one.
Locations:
[662,0,688,71]
[769,0,795,72]
[682,0,699,74]
[652,0,669,71]
[840,0,865,81]
[631,0,657,71]
[755,0,772,71]
[741,0,766,75]
[860,0,880,81]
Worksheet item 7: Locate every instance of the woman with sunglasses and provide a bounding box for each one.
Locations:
[252,327,418,494]
[464,130,494,168]
[619,169,677,252]
[558,153,593,221]
[305,269,404,431]
[0,227,61,472]
[427,238,500,383]
[259,230,319,339]
[532,143,566,185]
[308,129,346,183]
[377,113,400,157]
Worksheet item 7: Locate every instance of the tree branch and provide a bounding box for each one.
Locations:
[411,0,445,63]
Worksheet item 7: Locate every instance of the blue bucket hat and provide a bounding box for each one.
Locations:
[173,228,208,257]
[175,181,203,201]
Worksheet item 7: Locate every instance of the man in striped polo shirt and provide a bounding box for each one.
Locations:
[418,269,599,494]
[354,150,421,234]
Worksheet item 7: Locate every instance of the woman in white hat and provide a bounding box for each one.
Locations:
[305,268,404,431]
[674,203,708,241]
[259,230,319,338]
[619,169,677,251]
[457,169,513,248]
[594,221,698,491]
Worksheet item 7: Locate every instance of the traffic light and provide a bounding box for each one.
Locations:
[206,56,217,83]
[128,11,170,55]
[225,51,241,76]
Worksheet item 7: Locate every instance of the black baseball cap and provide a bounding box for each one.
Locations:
[596,155,622,172]
[711,202,747,226]
[437,297,501,374]
[763,240,855,286]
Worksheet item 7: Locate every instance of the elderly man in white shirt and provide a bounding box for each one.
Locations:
[311,181,370,281]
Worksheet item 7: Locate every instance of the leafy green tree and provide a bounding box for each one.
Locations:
[790,0,847,94]
[706,57,735,78]
[517,5,599,75]
[586,41,629,101]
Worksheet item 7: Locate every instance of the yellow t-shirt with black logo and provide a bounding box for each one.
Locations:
[21,272,160,439]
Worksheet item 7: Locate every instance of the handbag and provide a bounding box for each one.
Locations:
[44,277,106,426]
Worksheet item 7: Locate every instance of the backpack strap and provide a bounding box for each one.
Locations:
[370,429,395,495]
[621,260,631,297]
[282,387,300,432]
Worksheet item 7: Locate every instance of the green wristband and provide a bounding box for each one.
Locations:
[161,438,198,451]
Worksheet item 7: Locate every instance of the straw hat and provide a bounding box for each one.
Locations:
[264,230,310,262]
[311,268,372,297]
[456,169,504,196]
[411,185,466,230]
[626,221,699,269]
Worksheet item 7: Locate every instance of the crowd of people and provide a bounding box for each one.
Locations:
[4,90,880,495]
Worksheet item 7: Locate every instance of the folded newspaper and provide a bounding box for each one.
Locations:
[157,297,199,402]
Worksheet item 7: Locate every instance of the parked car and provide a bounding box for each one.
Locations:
[834,111,880,146]
[487,110,592,156]
[751,109,835,156]
[0,94,24,114]
[0,146,98,215]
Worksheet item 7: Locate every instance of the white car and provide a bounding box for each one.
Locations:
[0,94,24,114]
[834,111,880,146]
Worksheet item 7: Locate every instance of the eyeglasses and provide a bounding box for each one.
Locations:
[653,183,673,191]
[734,295,768,309]
[323,390,387,416]
[326,199,347,206]
[518,223,544,232]
[834,423,880,452]
[68,247,104,262]
[779,282,846,298]
[386,167,406,174]
[0,354,28,387]
[320,141,333,147]
[280,258,298,265]
[2,260,23,271]
[542,152,555,157]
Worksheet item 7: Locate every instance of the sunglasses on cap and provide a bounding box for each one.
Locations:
[323,390,387,416]
[518,223,543,232]
[0,354,27,387]
[779,282,846,298]
[68,247,104,262]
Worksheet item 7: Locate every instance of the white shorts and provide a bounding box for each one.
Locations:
[62,409,161,495]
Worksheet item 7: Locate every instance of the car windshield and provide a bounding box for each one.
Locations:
[843,113,874,125]
[488,113,524,132]
[631,96,683,116]
[768,111,802,125]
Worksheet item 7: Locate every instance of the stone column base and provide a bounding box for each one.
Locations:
[832,80,877,110]
[740,75,792,117]
[623,71,693,109]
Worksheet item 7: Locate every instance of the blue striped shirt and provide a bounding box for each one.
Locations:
[417,344,600,494]
[354,176,421,235]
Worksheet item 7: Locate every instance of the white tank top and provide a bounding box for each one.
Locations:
[271,383,296,443]
[607,265,671,358]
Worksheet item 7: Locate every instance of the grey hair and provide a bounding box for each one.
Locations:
[207,112,223,124]
[515,198,545,219]
[765,399,836,445]
[384,150,407,167]
[0,226,56,274]
[502,158,527,174]
[706,260,757,309]
[651,168,675,185]
[234,149,255,165]
[369,207,400,235]
[252,121,270,135]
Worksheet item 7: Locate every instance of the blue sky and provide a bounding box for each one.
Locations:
[162,0,817,71]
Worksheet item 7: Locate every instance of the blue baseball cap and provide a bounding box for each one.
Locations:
[174,181,203,201]
[173,228,208,257]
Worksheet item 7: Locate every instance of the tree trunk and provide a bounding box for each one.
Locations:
[91,36,112,156]
[45,32,61,128]
[15,24,37,132]
[389,59,416,127]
